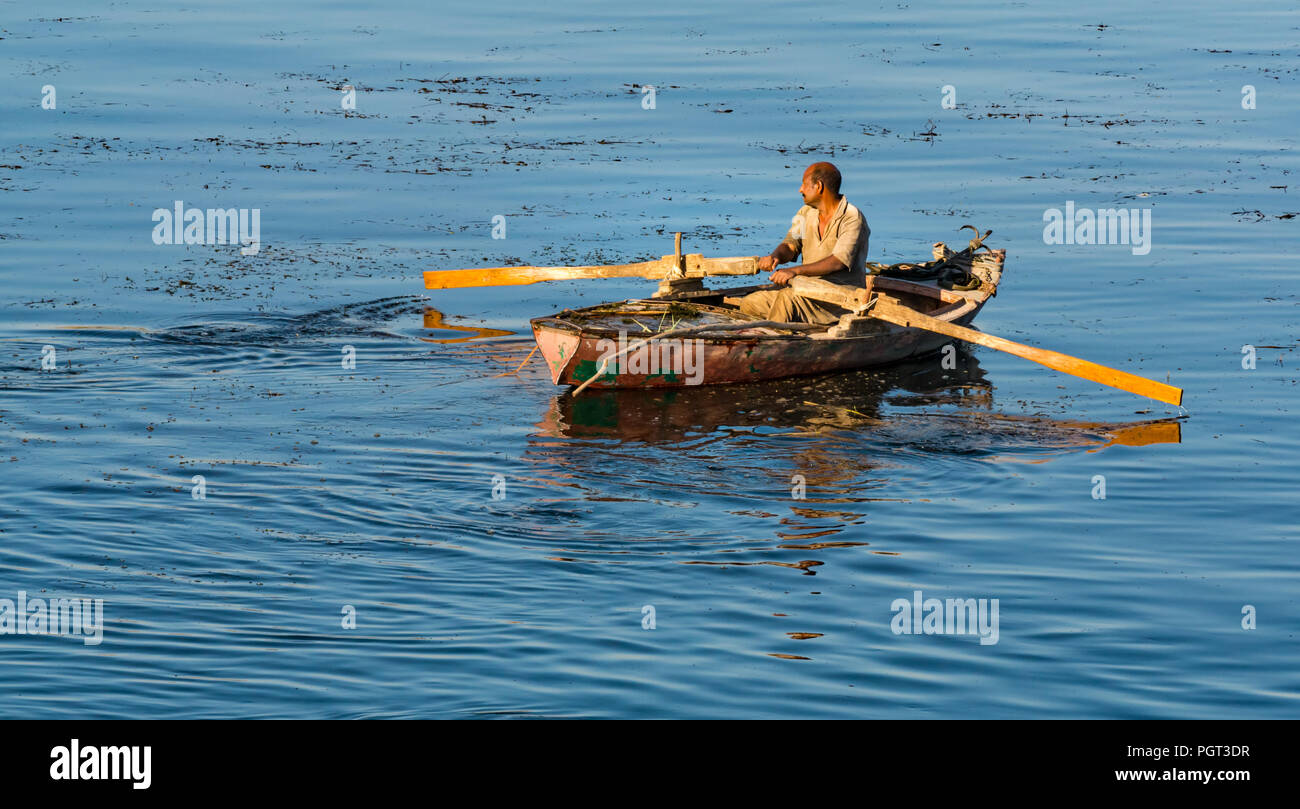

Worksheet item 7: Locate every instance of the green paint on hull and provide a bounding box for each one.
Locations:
[572,357,682,387]
[572,359,603,382]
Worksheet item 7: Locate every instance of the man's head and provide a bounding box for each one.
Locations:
[799,161,842,205]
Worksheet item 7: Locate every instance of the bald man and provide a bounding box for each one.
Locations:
[736,162,870,324]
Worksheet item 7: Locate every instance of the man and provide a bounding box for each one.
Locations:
[736,162,870,324]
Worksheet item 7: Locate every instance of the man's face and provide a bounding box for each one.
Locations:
[799,171,820,205]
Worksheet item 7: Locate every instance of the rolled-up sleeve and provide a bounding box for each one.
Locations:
[781,207,808,255]
[830,207,868,270]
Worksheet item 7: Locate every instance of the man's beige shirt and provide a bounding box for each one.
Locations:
[781,196,870,287]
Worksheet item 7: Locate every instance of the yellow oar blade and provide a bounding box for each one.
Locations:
[868,296,1184,406]
[424,255,760,289]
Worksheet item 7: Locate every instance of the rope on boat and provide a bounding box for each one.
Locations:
[852,296,879,315]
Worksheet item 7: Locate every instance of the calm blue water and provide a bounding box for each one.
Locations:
[1,0,1297,718]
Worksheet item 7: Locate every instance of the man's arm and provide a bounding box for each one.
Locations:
[757,208,808,271]
[756,241,799,272]
[772,206,863,284]
[775,253,846,280]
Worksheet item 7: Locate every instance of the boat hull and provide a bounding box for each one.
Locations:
[531,298,987,389]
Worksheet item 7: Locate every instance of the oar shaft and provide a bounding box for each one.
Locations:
[424,262,662,289]
[424,255,760,289]
[869,298,1184,406]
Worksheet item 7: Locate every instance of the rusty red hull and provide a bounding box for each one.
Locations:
[531,295,989,390]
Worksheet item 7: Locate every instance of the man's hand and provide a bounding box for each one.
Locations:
[756,255,779,272]
[770,267,798,286]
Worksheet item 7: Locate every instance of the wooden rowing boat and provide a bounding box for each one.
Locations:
[424,226,1182,405]
[530,241,1007,390]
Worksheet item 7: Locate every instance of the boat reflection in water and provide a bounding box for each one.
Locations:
[535,347,1180,451]
[521,347,1181,577]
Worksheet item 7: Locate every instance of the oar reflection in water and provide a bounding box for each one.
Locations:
[420,307,515,344]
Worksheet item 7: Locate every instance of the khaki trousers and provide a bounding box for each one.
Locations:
[735,286,849,325]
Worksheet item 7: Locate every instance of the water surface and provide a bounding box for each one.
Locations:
[1,0,1297,718]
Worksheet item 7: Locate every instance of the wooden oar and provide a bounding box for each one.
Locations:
[868,296,1183,405]
[424,255,759,289]
[786,276,1184,406]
